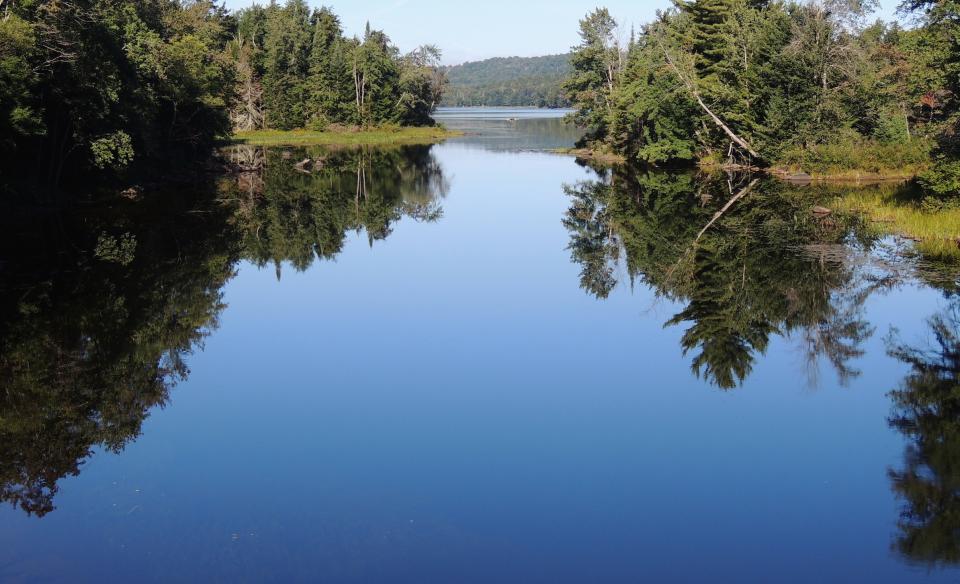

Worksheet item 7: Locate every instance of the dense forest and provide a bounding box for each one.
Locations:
[564,1,960,198]
[0,0,445,197]
[441,54,571,107]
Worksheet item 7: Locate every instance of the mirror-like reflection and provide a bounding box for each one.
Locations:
[432,107,584,151]
[888,300,960,566]
[563,168,904,389]
[0,193,238,517]
[5,135,960,581]
[0,144,450,517]
[222,145,449,276]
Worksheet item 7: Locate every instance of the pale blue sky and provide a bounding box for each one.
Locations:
[222,0,907,65]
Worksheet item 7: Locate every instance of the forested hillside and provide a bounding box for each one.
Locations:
[442,54,571,107]
[564,1,960,197]
[0,0,444,197]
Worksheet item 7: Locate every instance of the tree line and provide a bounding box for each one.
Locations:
[0,0,445,196]
[564,1,960,198]
[231,2,445,132]
[441,54,572,108]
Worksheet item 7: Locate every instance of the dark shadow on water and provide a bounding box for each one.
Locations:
[0,188,238,517]
[0,144,449,517]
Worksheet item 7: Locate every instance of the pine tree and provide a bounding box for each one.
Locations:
[262,0,312,130]
[677,0,738,81]
[307,7,351,127]
[563,8,622,143]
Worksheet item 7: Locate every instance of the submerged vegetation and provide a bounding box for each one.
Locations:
[563,1,960,198]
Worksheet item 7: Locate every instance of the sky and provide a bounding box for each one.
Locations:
[221,0,907,65]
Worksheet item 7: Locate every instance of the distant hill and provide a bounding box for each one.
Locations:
[441,54,572,108]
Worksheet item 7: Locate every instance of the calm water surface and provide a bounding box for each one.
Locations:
[2,109,960,582]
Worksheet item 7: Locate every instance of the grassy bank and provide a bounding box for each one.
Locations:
[561,137,934,179]
[230,126,461,146]
[832,185,960,261]
[773,138,933,181]
[553,147,626,165]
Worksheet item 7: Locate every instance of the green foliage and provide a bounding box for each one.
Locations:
[441,54,572,107]
[233,2,444,131]
[564,8,623,143]
[306,7,352,128]
[397,46,447,125]
[90,131,135,170]
[262,0,312,130]
[921,158,960,197]
[777,135,933,175]
[568,0,960,185]
[1,0,236,195]
[1,0,443,199]
[0,14,41,151]
[94,231,137,265]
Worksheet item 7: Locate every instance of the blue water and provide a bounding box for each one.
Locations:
[1,109,959,583]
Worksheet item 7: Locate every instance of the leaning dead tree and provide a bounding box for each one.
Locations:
[696,179,760,241]
[656,36,763,164]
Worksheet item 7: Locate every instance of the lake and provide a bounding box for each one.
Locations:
[1,108,959,583]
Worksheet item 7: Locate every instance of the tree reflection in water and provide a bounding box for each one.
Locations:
[0,144,449,516]
[888,301,960,566]
[563,167,889,390]
[223,144,448,277]
[0,192,238,517]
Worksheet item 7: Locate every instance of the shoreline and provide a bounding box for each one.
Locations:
[768,168,921,184]
[554,146,958,261]
[552,148,626,165]
[228,126,463,147]
[557,147,924,183]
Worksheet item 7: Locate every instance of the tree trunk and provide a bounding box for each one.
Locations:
[697,179,760,241]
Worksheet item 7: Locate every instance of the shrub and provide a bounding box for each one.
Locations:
[776,137,933,176]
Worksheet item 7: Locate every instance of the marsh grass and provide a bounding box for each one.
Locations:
[229,126,461,146]
[776,138,933,179]
[832,183,960,261]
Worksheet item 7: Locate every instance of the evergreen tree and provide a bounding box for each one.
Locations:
[677,0,738,81]
[563,8,622,143]
[570,0,954,185]
[307,7,351,127]
[262,0,313,130]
